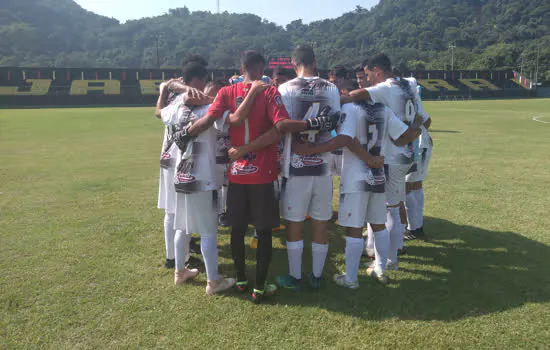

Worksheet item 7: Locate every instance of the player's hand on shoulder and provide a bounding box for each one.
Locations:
[306,106,339,132]
[250,80,268,95]
[366,155,384,169]
[413,113,423,128]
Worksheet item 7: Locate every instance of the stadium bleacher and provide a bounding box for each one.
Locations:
[0,67,534,107]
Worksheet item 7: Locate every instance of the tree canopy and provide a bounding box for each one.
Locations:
[0,0,548,79]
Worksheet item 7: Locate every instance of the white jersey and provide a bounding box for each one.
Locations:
[161,97,218,193]
[339,102,408,194]
[278,76,341,177]
[405,77,432,150]
[366,77,426,165]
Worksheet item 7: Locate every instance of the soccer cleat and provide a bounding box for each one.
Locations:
[218,212,229,227]
[275,274,302,290]
[404,230,416,241]
[165,258,175,269]
[174,268,199,285]
[185,256,203,269]
[413,227,425,239]
[235,280,249,293]
[398,246,408,256]
[251,284,277,304]
[307,272,322,289]
[366,267,389,284]
[206,277,236,296]
[272,224,286,232]
[250,237,258,249]
[333,273,359,289]
[386,262,399,271]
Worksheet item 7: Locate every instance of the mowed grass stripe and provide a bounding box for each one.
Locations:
[1,100,549,349]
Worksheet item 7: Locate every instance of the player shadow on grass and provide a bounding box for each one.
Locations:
[215,217,550,321]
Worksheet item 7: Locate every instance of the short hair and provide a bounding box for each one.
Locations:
[241,50,266,70]
[333,66,348,79]
[181,54,208,68]
[273,67,294,78]
[181,62,208,83]
[292,46,316,67]
[355,66,364,73]
[392,66,403,77]
[364,53,392,73]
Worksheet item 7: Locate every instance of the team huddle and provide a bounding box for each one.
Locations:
[155,46,433,304]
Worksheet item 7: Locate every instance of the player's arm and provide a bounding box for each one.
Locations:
[228,127,280,162]
[341,88,372,104]
[392,114,422,146]
[424,117,432,130]
[167,79,213,106]
[228,81,268,125]
[347,138,384,169]
[292,134,351,155]
[155,81,171,119]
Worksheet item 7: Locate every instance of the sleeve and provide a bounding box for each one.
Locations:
[415,93,430,123]
[386,109,409,141]
[160,94,186,126]
[278,84,293,119]
[366,83,390,105]
[338,105,357,139]
[267,87,290,125]
[206,87,229,120]
[214,110,230,131]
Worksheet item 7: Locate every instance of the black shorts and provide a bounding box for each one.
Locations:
[227,181,280,231]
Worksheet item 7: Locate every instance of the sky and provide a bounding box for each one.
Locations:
[74,0,379,26]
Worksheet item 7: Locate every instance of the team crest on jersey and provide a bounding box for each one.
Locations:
[291,154,323,168]
[274,95,283,106]
[231,161,259,175]
[236,96,244,108]
[176,172,195,183]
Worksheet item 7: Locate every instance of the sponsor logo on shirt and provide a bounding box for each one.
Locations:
[236,96,244,108]
[290,154,323,168]
[161,151,171,160]
[230,161,259,176]
[274,95,283,106]
[176,172,195,183]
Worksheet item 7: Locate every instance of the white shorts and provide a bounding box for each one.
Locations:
[338,192,387,227]
[331,152,343,176]
[386,164,410,206]
[175,191,218,235]
[282,176,333,222]
[158,167,176,214]
[406,146,433,183]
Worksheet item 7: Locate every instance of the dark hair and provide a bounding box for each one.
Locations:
[392,66,403,77]
[181,54,208,68]
[333,66,348,79]
[273,67,294,78]
[240,50,266,70]
[292,46,316,67]
[364,53,392,73]
[182,62,208,83]
[355,66,364,73]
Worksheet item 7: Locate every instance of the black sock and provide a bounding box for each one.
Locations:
[255,229,273,289]
[231,226,247,282]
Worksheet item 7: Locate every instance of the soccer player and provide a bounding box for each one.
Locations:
[356,66,368,89]
[343,54,425,272]
[403,76,432,239]
[272,67,295,88]
[173,50,338,303]
[293,98,421,287]
[273,46,342,290]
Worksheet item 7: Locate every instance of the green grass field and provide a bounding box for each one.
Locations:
[1,100,550,349]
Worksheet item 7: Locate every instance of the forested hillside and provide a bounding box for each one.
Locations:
[1,0,548,78]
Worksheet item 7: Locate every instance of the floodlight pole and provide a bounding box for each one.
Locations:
[448,44,456,71]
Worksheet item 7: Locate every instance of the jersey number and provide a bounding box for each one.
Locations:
[405,99,416,123]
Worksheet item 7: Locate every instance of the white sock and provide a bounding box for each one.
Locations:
[373,228,390,275]
[200,234,219,281]
[312,242,329,278]
[219,186,227,214]
[164,213,176,260]
[416,189,425,229]
[387,207,403,266]
[174,230,190,271]
[365,225,374,256]
[287,240,303,279]
[345,237,364,283]
[406,191,419,231]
